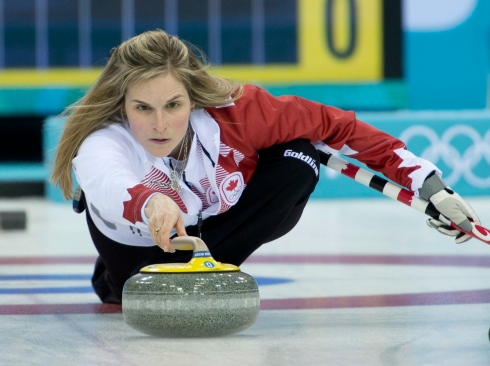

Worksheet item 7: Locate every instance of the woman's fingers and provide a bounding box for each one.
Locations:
[146,194,186,252]
[149,212,176,252]
[175,216,188,237]
[154,220,176,252]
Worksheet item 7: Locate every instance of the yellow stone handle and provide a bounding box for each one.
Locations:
[140,236,240,273]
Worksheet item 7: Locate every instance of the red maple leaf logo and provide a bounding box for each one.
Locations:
[226,179,239,191]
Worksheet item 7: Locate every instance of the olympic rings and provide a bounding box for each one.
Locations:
[399,125,490,188]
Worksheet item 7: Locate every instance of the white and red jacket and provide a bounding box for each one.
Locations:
[73,85,439,246]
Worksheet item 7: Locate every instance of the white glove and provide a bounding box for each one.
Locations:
[419,172,480,244]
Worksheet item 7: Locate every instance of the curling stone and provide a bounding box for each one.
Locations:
[122,236,260,337]
[0,210,27,231]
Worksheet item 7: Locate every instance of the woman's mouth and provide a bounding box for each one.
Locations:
[151,138,170,145]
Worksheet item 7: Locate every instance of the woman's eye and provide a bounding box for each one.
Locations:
[167,102,179,109]
[137,105,149,111]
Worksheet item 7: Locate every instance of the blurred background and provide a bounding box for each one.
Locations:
[0,0,488,200]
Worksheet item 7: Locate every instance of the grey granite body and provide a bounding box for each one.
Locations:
[122,271,260,337]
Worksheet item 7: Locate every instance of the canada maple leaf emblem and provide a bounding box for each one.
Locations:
[225,179,239,191]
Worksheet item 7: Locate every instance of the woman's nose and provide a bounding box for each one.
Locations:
[153,112,167,132]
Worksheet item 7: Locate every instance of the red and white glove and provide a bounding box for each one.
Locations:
[419,172,480,244]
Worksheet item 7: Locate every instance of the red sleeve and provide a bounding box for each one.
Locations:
[122,184,159,224]
[208,85,422,190]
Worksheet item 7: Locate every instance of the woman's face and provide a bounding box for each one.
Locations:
[124,72,194,158]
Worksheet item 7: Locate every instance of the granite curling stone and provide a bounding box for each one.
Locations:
[0,210,27,231]
[122,236,260,337]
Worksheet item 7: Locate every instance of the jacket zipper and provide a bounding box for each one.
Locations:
[197,210,203,238]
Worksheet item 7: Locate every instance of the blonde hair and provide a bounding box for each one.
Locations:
[51,29,243,199]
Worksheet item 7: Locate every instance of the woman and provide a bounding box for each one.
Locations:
[51,29,479,304]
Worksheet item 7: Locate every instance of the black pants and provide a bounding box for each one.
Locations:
[87,139,320,303]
